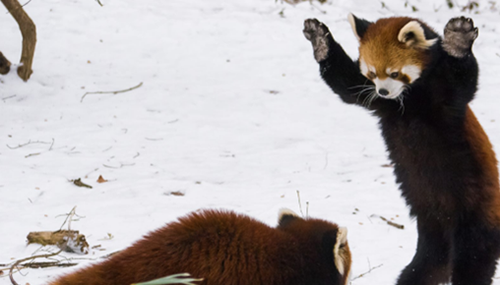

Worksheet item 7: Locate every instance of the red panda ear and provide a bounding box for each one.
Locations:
[333,227,350,277]
[348,13,373,41]
[277,208,301,227]
[398,21,438,49]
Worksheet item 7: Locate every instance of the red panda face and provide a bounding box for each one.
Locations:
[348,14,438,99]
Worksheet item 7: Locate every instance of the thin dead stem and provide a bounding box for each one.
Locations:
[80,82,143,103]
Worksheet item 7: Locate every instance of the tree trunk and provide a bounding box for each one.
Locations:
[1,0,36,81]
[0,52,11,75]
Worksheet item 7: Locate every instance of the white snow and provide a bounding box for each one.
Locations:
[1,0,500,284]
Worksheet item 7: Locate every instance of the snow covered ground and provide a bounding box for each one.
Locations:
[1,0,500,284]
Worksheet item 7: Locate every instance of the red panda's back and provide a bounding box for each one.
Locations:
[48,210,301,285]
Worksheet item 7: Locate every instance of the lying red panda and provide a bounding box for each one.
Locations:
[304,15,500,285]
[48,209,351,285]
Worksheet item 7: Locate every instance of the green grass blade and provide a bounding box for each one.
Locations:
[132,273,203,285]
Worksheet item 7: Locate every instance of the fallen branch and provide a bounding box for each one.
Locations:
[80,82,143,103]
[27,230,89,254]
[13,261,77,269]
[8,206,82,285]
[1,0,36,81]
[371,214,404,230]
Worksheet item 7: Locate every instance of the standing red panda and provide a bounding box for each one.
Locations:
[48,209,351,285]
[304,15,500,285]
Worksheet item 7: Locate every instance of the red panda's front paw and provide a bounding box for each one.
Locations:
[303,19,334,63]
[442,17,478,58]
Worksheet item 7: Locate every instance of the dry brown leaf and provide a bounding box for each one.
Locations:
[97,175,108,183]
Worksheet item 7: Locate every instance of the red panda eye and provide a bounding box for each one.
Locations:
[390,72,399,78]
[368,71,376,79]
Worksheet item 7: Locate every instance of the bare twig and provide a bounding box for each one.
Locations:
[15,261,77,268]
[102,146,113,152]
[9,249,63,285]
[296,190,304,217]
[80,82,143,103]
[95,0,103,6]
[2,95,17,102]
[7,139,52,149]
[84,168,99,179]
[57,206,78,231]
[25,152,40,158]
[103,163,135,169]
[371,214,404,230]
[49,138,55,151]
[350,262,383,282]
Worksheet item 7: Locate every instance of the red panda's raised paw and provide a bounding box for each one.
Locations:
[442,16,478,58]
[303,19,334,63]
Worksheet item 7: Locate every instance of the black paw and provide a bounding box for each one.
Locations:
[303,18,333,63]
[443,17,478,58]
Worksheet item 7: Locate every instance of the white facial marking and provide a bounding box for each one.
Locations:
[360,59,369,75]
[334,227,348,276]
[373,78,405,99]
[401,65,422,83]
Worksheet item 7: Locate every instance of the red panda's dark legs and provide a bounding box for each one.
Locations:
[396,219,452,285]
[451,221,500,285]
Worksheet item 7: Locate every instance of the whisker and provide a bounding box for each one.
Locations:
[348,83,374,90]
[367,91,378,108]
[396,85,410,115]
[397,95,405,115]
[361,90,378,108]
[354,85,376,105]
[360,87,376,107]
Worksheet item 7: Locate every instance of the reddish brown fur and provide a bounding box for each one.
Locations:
[464,106,500,227]
[48,210,349,285]
[359,17,431,79]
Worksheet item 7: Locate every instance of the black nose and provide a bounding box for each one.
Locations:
[378,88,389,96]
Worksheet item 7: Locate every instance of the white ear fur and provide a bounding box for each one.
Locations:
[278,208,300,221]
[347,13,360,42]
[334,227,348,276]
[398,21,437,49]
